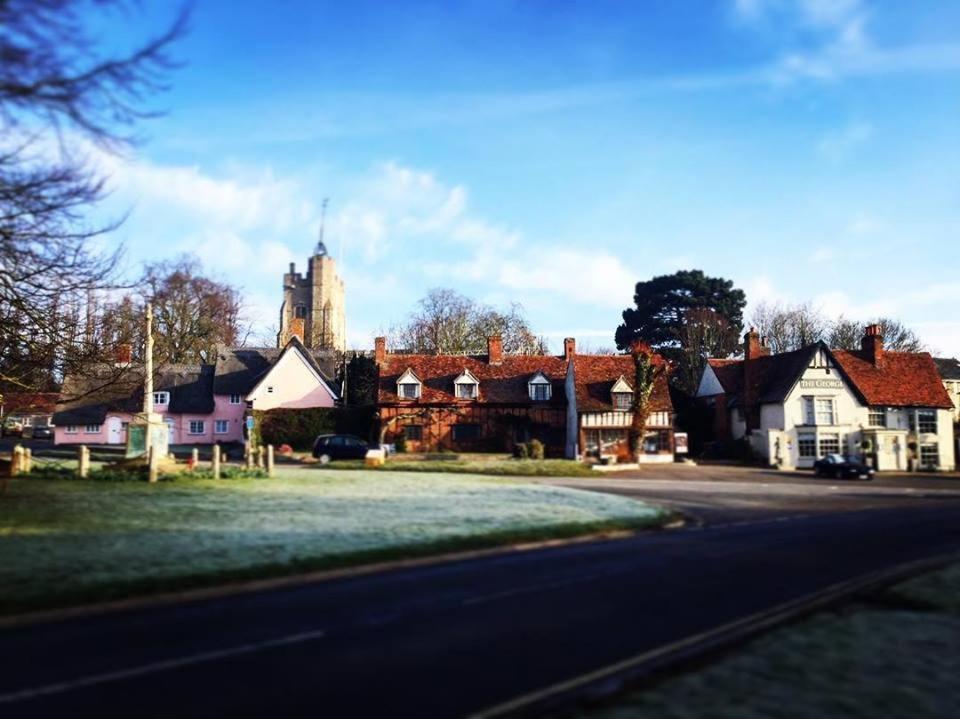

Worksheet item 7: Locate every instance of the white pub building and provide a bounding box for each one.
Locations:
[697,325,956,472]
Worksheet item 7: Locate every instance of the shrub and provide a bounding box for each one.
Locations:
[527,439,545,460]
[254,406,376,450]
[513,442,529,459]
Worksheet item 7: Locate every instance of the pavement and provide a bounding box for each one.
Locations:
[2,474,960,717]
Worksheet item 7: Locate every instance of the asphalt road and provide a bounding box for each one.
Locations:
[2,478,960,718]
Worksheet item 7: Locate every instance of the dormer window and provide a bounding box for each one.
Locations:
[396,368,422,400]
[611,375,633,411]
[453,369,480,400]
[153,391,170,406]
[528,371,552,401]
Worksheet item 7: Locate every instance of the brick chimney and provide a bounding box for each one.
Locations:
[743,327,769,361]
[861,324,884,367]
[289,318,305,344]
[114,343,132,367]
[564,337,576,361]
[375,336,387,365]
[487,335,503,365]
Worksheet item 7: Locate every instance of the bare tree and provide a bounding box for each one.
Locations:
[0,1,186,392]
[674,308,735,395]
[393,288,544,355]
[749,301,828,353]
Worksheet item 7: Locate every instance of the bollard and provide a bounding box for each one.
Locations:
[191,447,199,470]
[212,445,221,479]
[11,445,23,477]
[266,445,275,478]
[23,447,32,475]
[148,445,158,484]
[256,445,265,469]
[78,445,90,478]
[245,442,254,470]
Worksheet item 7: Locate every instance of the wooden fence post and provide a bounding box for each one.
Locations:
[246,444,254,470]
[191,447,199,470]
[266,445,274,478]
[148,446,158,484]
[23,447,32,475]
[11,445,23,477]
[78,445,90,478]
[212,445,221,479]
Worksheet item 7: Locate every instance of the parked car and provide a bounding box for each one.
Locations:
[312,434,370,464]
[31,425,53,440]
[1,419,23,437]
[813,454,875,480]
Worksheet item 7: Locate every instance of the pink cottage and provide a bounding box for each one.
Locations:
[53,338,339,446]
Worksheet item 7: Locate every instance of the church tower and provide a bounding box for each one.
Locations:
[278,222,346,352]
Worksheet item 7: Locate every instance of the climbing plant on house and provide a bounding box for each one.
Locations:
[628,343,667,460]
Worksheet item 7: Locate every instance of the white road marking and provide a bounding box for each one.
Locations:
[0,628,327,705]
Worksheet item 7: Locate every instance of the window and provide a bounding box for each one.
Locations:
[84,424,101,433]
[455,382,478,400]
[530,383,551,401]
[815,398,835,425]
[399,383,420,400]
[868,407,886,427]
[803,397,815,425]
[643,431,670,454]
[65,425,78,434]
[403,425,423,441]
[451,424,481,441]
[295,304,307,319]
[613,393,632,411]
[818,433,840,457]
[121,422,129,432]
[910,409,937,434]
[229,394,242,405]
[188,420,205,435]
[153,391,170,406]
[214,420,229,434]
[266,386,274,394]
[920,444,939,468]
[798,434,816,458]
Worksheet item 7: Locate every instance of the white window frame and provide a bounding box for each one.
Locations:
[229,394,242,405]
[396,368,422,400]
[612,392,633,411]
[153,391,170,406]
[912,409,937,434]
[84,424,101,434]
[188,420,206,435]
[214,420,229,434]
[797,433,816,458]
[867,407,886,428]
[65,425,78,434]
[528,373,552,401]
[815,397,836,426]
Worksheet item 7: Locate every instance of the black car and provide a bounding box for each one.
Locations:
[812,454,875,480]
[312,434,370,464]
[30,425,53,439]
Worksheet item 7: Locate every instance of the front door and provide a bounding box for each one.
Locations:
[166,418,176,444]
[106,416,123,445]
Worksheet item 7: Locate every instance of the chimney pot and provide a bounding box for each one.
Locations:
[375,337,387,365]
[564,337,576,361]
[487,335,503,365]
[743,328,770,361]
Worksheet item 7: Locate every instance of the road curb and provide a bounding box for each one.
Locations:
[0,521,682,630]
[469,550,960,718]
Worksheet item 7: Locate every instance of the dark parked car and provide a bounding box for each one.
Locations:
[813,453,875,480]
[30,425,53,439]
[312,434,370,464]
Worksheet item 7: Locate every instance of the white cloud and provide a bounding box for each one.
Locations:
[809,246,836,264]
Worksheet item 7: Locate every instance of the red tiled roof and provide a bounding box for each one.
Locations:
[832,350,953,409]
[573,355,673,413]
[378,353,568,405]
[1,393,59,414]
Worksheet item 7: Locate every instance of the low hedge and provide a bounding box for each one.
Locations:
[253,406,376,450]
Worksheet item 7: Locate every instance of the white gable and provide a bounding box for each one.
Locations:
[246,345,338,410]
[529,371,551,385]
[611,375,633,394]
[453,369,480,385]
[397,368,422,385]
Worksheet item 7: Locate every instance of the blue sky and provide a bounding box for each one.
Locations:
[84,0,960,354]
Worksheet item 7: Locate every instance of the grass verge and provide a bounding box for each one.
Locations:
[580,562,960,719]
[0,471,668,616]
[314,458,601,477]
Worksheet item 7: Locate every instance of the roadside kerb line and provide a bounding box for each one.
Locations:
[469,551,960,718]
[0,628,328,705]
